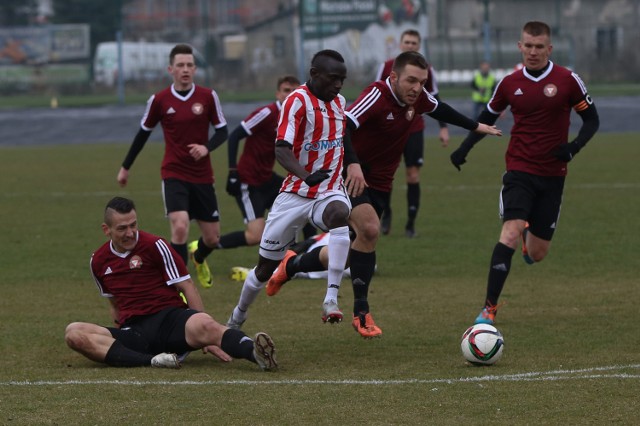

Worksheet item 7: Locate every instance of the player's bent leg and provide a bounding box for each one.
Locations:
[184,312,225,348]
[244,218,266,246]
[168,211,190,244]
[525,231,551,263]
[64,322,115,360]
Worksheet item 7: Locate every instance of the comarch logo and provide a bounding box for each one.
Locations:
[304,138,343,151]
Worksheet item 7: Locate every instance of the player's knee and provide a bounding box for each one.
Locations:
[201,234,220,248]
[357,220,380,243]
[64,323,87,350]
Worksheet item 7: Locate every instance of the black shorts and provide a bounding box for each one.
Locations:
[499,170,565,241]
[235,173,283,222]
[403,129,424,168]
[350,187,390,219]
[162,178,220,222]
[109,307,198,355]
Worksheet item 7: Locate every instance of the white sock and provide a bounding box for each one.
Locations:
[324,226,350,304]
[237,268,266,312]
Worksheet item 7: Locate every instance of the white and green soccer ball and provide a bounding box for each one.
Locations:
[460,323,504,365]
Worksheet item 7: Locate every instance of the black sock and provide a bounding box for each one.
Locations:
[349,249,376,316]
[485,242,515,306]
[172,242,188,265]
[286,246,324,277]
[220,328,255,362]
[218,231,247,249]
[104,340,153,367]
[302,223,317,239]
[194,237,214,263]
[407,182,420,223]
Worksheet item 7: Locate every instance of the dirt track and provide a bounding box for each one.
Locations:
[0,96,637,146]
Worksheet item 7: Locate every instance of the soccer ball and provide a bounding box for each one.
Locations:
[460,324,504,365]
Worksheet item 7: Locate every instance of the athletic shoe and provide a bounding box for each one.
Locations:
[522,224,534,264]
[405,223,417,238]
[380,211,392,235]
[151,353,181,369]
[253,332,278,371]
[188,240,213,288]
[265,250,297,296]
[474,303,503,325]
[229,266,250,282]
[226,307,246,330]
[352,312,382,338]
[321,300,343,323]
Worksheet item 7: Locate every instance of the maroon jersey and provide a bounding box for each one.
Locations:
[346,80,438,192]
[237,101,281,186]
[141,84,227,184]
[488,61,591,176]
[90,230,190,325]
[376,59,441,133]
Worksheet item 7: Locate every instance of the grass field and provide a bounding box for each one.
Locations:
[1,132,638,424]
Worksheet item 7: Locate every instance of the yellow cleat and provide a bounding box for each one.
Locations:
[188,240,212,288]
[229,266,250,282]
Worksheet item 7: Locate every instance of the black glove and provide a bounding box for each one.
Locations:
[226,170,241,196]
[304,169,331,187]
[553,142,580,162]
[450,146,471,171]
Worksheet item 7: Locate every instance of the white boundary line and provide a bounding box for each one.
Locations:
[3,364,639,387]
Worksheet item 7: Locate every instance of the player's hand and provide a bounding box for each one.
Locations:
[202,344,232,362]
[553,142,580,162]
[475,123,502,136]
[450,147,470,171]
[117,167,129,187]
[188,144,208,161]
[439,127,450,147]
[345,163,367,197]
[304,169,331,187]
[226,170,241,196]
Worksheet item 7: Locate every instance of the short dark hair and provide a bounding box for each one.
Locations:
[400,29,421,41]
[104,197,135,225]
[311,49,345,68]
[277,75,301,88]
[523,21,551,38]
[392,51,429,74]
[170,44,194,64]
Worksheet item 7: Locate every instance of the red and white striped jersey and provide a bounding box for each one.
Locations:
[276,84,347,198]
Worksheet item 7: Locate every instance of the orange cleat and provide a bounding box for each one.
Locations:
[265,250,297,296]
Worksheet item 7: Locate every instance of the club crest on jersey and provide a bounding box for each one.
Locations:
[543,84,558,97]
[191,103,204,115]
[405,107,415,121]
[129,255,143,269]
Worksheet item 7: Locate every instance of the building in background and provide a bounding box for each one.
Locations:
[2,0,639,94]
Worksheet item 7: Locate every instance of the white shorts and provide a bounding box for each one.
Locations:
[259,189,351,261]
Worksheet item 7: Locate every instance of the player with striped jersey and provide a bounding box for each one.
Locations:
[207,76,313,265]
[227,50,365,329]
[264,51,501,338]
[450,21,600,325]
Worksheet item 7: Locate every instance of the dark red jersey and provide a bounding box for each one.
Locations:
[90,230,189,325]
[141,84,226,184]
[237,101,281,186]
[376,59,441,133]
[346,80,438,192]
[488,61,592,176]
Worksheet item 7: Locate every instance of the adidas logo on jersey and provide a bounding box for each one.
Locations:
[167,107,176,114]
[105,267,113,275]
[386,112,394,120]
[514,88,523,96]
